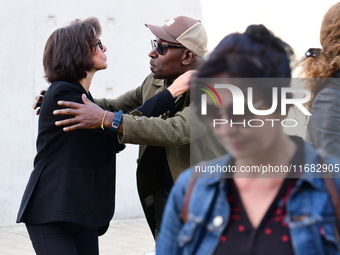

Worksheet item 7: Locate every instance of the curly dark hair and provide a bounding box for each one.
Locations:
[43,17,102,83]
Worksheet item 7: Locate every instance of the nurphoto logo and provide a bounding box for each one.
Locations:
[197,82,223,114]
[198,82,311,128]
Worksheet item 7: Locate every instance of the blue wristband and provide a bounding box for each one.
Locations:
[109,110,123,131]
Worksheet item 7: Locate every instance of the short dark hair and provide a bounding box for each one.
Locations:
[196,24,294,110]
[198,24,293,79]
[43,17,102,83]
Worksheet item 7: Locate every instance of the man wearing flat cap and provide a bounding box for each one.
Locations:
[36,16,225,239]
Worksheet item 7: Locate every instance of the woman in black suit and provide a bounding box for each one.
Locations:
[17,17,124,255]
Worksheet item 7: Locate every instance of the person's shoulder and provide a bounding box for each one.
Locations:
[317,76,340,96]
[312,82,340,108]
[48,80,77,90]
[50,80,83,93]
[50,80,74,87]
[44,81,71,96]
[44,80,84,102]
[318,86,340,96]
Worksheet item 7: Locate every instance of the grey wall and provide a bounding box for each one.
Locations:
[0,0,203,227]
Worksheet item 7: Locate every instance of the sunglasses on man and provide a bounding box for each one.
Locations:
[151,40,185,55]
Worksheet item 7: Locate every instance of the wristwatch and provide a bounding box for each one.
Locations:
[109,110,123,131]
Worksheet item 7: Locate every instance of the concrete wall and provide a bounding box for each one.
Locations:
[0,0,203,227]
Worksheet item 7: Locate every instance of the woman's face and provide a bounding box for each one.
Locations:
[205,82,283,161]
[91,39,108,71]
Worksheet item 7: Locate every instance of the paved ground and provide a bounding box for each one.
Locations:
[0,218,155,255]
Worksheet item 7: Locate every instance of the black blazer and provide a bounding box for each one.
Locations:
[17,81,123,231]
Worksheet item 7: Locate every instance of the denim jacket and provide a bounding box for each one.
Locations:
[156,142,340,255]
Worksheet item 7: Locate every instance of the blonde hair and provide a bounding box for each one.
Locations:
[300,2,340,109]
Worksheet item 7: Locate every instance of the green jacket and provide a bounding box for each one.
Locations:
[95,74,226,237]
[95,74,226,181]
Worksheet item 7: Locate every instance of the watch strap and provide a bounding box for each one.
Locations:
[109,110,123,131]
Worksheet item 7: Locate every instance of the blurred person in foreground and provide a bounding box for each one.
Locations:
[156,24,340,255]
[17,17,124,255]
[301,2,340,158]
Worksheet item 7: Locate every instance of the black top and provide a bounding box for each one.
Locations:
[213,136,304,255]
[17,81,124,233]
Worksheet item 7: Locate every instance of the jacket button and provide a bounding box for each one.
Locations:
[213,215,223,227]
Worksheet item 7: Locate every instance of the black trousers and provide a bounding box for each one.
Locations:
[154,188,170,240]
[25,222,99,255]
